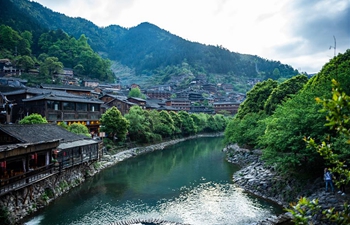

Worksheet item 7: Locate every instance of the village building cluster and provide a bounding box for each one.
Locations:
[0,63,248,198]
[0,64,248,131]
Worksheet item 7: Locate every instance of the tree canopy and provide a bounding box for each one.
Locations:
[236,79,278,119]
[0,24,114,85]
[19,113,48,124]
[264,74,308,115]
[67,123,91,137]
[225,49,350,174]
[128,87,145,99]
[100,106,129,142]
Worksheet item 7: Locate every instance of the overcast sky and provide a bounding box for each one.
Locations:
[33,0,349,74]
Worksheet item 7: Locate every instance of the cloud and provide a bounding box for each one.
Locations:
[259,0,350,72]
[32,0,350,74]
[273,0,350,56]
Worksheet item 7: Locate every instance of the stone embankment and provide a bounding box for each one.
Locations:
[2,163,96,225]
[5,134,221,225]
[224,144,350,225]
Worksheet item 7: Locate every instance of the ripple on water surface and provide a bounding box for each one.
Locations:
[34,182,278,225]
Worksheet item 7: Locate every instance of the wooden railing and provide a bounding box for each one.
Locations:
[0,148,99,196]
[0,164,57,196]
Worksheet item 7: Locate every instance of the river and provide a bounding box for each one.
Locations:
[24,137,283,225]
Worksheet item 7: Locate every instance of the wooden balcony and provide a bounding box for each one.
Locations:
[0,164,57,196]
[47,111,100,122]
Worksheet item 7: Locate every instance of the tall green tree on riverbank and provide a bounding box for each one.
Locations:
[224,49,350,174]
[125,106,158,143]
[264,74,308,115]
[100,107,129,142]
[259,50,350,173]
[287,79,350,224]
[178,111,196,136]
[236,79,278,119]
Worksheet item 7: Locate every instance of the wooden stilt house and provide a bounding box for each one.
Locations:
[0,124,99,196]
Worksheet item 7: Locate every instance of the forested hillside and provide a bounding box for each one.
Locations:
[1,0,300,90]
[225,49,350,176]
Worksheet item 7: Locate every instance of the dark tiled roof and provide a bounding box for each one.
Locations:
[128,97,146,102]
[0,124,88,144]
[0,85,22,93]
[101,94,127,101]
[40,83,93,91]
[22,93,103,104]
[2,87,75,97]
[213,101,241,105]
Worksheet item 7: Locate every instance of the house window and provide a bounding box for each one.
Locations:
[63,102,75,111]
[47,101,60,110]
[89,104,100,112]
[76,103,87,111]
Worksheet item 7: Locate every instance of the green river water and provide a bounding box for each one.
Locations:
[24,137,283,225]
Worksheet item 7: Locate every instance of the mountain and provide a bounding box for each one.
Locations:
[1,0,300,90]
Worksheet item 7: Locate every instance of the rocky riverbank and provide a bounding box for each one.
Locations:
[224,144,350,225]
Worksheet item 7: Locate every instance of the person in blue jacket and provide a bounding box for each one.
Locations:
[324,168,334,193]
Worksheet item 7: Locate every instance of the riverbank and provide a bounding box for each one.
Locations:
[224,144,350,225]
[96,133,224,173]
[10,133,221,225]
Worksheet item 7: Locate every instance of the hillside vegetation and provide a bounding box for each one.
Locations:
[225,49,350,176]
[1,0,300,90]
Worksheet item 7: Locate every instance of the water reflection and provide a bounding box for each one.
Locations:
[25,137,282,225]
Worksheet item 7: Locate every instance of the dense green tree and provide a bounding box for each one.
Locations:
[236,79,278,119]
[224,112,267,148]
[0,25,34,62]
[154,110,175,138]
[264,74,308,115]
[38,30,114,82]
[100,106,129,142]
[21,30,33,46]
[213,114,227,131]
[197,113,209,132]
[40,56,63,76]
[67,123,90,137]
[19,113,48,124]
[125,106,156,143]
[178,111,196,136]
[247,50,350,173]
[128,87,145,99]
[206,115,218,132]
[16,55,35,72]
[258,88,327,173]
[272,68,281,80]
[304,49,350,94]
[169,111,182,136]
[57,121,68,130]
[191,114,203,133]
[288,80,350,225]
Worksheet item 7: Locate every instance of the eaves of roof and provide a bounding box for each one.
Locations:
[40,84,93,92]
[0,124,87,144]
[22,94,103,104]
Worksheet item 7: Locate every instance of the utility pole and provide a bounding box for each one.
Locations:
[329,35,336,57]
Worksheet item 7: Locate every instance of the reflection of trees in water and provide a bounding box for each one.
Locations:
[109,137,225,192]
[61,137,225,205]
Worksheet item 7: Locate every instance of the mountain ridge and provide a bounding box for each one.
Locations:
[1,0,300,90]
